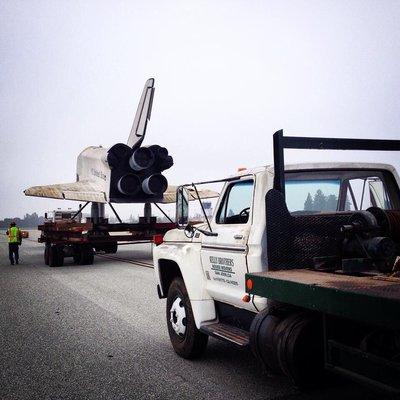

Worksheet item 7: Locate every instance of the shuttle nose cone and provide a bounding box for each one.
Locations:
[142,174,168,195]
[129,147,155,171]
[117,173,141,195]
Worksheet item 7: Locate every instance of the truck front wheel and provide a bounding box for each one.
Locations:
[166,277,208,359]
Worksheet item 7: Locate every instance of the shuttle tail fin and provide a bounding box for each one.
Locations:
[127,78,155,149]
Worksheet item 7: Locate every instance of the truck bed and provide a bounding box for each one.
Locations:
[246,269,400,329]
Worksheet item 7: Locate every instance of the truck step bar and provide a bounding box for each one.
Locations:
[200,323,249,347]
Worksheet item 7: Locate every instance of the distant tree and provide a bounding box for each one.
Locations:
[313,189,327,211]
[0,213,44,228]
[304,193,313,211]
[326,194,338,211]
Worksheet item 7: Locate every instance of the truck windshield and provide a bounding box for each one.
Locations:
[285,179,340,213]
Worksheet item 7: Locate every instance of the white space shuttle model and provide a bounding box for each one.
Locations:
[25,79,177,204]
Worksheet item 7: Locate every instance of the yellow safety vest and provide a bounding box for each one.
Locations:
[8,226,20,243]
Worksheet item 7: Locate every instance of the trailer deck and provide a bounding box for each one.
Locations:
[38,219,176,267]
[38,221,176,245]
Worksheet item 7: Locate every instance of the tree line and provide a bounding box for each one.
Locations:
[303,189,338,212]
[0,213,44,228]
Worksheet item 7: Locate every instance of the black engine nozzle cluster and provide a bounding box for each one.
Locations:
[107,143,173,202]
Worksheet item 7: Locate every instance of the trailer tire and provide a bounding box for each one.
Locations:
[166,277,208,359]
[97,242,118,254]
[44,244,50,265]
[93,232,118,254]
[107,242,118,254]
[49,245,64,267]
[76,245,94,265]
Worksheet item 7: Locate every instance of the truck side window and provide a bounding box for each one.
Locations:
[216,180,253,224]
[345,176,392,210]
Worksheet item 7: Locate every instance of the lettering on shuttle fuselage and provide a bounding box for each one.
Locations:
[91,168,107,181]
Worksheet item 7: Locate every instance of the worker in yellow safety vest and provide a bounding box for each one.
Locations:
[6,221,22,265]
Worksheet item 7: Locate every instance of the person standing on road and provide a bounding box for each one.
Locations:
[6,221,22,265]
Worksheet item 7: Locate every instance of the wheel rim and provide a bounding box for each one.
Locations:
[169,296,187,337]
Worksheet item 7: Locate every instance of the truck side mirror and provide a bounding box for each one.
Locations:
[176,186,189,227]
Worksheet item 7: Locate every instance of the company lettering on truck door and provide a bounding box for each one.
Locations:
[200,179,254,305]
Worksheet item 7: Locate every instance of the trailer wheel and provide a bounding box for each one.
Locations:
[96,242,118,254]
[75,245,94,265]
[49,245,64,267]
[44,244,50,265]
[166,277,208,359]
[93,231,118,254]
[275,312,324,387]
[106,242,118,254]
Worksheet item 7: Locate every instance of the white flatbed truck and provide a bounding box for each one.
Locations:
[153,131,400,392]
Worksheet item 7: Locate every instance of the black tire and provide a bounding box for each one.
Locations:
[96,242,118,254]
[72,245,80,264]
[166,277,208,359]
[275,312,324,387]
[250,311,283,373]
[93,231,118,254]
[49,245,64,267]
[76,245,94,265]
[44,244,50,265]
[106,242,118,254]
[250,301,295,373]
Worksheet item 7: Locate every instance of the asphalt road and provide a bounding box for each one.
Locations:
[0,232,389,400]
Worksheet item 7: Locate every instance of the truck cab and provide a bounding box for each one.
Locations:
[44,208,82,223]
[153,132,400,390]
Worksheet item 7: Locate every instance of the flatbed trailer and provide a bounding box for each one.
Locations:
[246,269,400,392]
[39,219,175,267]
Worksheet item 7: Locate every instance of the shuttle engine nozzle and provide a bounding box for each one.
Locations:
[142,174,168,195]
[117,173,141,196]
[129,147,155,171]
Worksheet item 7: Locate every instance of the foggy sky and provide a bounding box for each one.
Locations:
[1,0,400,220]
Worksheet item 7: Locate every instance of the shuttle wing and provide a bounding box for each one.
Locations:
[161,186,220,204]
[24,181,218,205]
[24,180,107,203]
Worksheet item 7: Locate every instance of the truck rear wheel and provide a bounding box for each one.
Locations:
[49,245,64,267]
[250,302,297,373]
[166,277,208,359]
[275,312,324,387]
[250,308,286,373]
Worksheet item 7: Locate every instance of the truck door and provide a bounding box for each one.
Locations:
[200,178,254,307]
